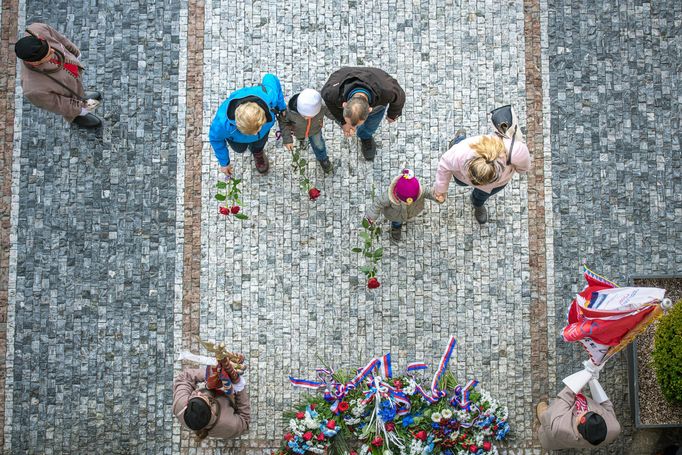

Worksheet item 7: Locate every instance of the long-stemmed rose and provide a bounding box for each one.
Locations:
[352,217,383,289]
[291,142,321,200]
[215,175,248,220]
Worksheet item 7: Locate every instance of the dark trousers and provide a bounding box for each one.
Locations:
[227,135,269,154]
[453,177,507,207]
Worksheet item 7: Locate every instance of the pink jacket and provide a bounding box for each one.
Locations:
[433,135,531,194]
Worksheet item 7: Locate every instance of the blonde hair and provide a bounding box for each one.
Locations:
[343,97,370,126]
[235,102,266,135]
[466,135,507,186]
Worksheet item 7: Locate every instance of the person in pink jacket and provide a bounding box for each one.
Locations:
[432,129,531,224]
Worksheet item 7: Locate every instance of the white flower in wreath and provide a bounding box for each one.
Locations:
[431,412,442,423]
[384,449,394,455]
[402,379,417,395]
[441,408,453,419]
[359,444,371,455]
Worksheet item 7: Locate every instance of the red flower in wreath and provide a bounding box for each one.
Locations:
[385,422,395,432]
[371,436,384,447]
[338,401,350,412]
[296,411,305,420]
[393,379,403,389]
[415,430,427,441]
[302,431,313,441]
[283,433,294,442]
[310,403,316,410]
[469,445,478,453]
[483,441,492,451]
[316,433,325,442]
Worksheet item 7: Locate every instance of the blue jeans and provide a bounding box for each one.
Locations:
[356,106,386,140]
[454,177,507,207]
[391,221,402,229]
[228,135,268,154]
[307,132,328,161]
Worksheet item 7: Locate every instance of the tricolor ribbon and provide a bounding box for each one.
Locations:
[412,336,457,403]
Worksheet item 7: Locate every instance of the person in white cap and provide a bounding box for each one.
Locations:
[279,88,333,173]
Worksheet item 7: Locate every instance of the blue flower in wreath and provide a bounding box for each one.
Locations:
[496,421,510,440]
[306,406,318,419]
[431,422,440,429]
[378,400,396,422]
[401,415,414,427]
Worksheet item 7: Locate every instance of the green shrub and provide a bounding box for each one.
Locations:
[653,299,682,403]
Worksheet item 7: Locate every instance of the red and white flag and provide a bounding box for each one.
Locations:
[562,266,667,365]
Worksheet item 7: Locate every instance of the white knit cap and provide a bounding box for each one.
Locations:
[296,89,322,117]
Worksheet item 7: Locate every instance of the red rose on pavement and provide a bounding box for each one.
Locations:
[283,433,294,441]
[338,401,350,412]
[385,422,395,432]
[219,206,230,216]
[230,205,240,214]
[371,436,384,447]
[303,431,313,441]
[316,433,325,442]
[393,380,403,389]
[308,188,321,200]
[483,441,492,451]
[469,445,478,453]
[415,430,427,441]
[367,277,381,289]
[296,412,305,419]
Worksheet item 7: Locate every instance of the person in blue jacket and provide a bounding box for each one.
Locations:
[209,74,287,175]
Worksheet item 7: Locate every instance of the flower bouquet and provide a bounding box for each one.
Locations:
[278,338,511,455]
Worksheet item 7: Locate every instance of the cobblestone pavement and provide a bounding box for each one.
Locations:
[0,0,679,454]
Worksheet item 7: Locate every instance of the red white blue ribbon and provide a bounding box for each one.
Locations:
[379,353,392,378]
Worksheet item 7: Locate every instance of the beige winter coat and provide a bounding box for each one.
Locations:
[20,23,86,122]
[365,175,436,223]
[539,386,621,450]
[172,368,251,440]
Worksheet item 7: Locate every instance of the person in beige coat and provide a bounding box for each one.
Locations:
[365,167,437,242]
[173,365,251,441]
[15,23,102,128]
[537,382,621,450]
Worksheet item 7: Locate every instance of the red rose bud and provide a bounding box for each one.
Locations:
[483,442,492,451]
[308,188,321,200]
[415,430,427,441]
[469,445,478,453]
[316,434,325,442]
[385,422,395,432]
[326,420,336,429]
[393,380,403,389]
[230,205,240,214]
[338,401,350,412]
[371,436,384,447]
[219,206,230,216]
[367,277,381,289]
[296,412,305,419]
[284,433,294,441]
[310,403,316,410]
[303,431,313,441]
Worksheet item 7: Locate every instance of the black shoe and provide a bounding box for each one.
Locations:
[319,158,333,174]
[471,193,488,224]
[73,113,102,129]
[253,150,269,174]
[360,138,376,161]
[390,225,402,242]
[449,129,466,148]
[84,91,102,101]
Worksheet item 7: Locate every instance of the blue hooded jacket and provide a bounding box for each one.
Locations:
[209,74,286,166]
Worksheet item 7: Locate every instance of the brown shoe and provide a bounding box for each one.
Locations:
[253,149,269,174]
[536,401,548,420]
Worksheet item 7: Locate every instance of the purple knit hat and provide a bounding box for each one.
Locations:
[393,168,420,203]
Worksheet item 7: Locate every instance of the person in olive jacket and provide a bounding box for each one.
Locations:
[321,66,405,161]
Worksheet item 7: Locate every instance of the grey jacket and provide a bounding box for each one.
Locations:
[279,93,330,144]
[365,175,436,223]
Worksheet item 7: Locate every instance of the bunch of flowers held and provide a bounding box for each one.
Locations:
[276,337,510,455]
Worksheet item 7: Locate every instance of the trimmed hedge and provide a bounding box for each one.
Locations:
[653,299,682,403]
